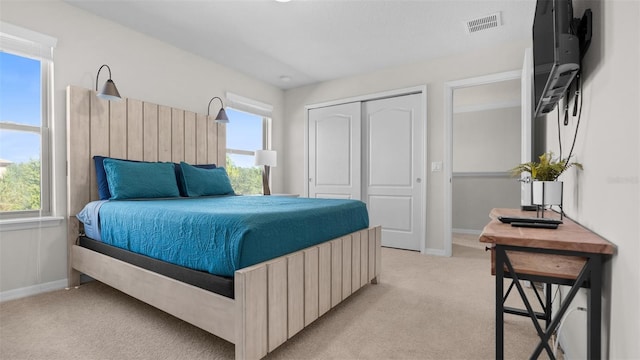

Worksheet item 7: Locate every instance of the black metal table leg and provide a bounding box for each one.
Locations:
[545,283,552,330]
[496,246,505,360]
[588,255,602,359]
[529,256,593,358]
[502,251,556,359]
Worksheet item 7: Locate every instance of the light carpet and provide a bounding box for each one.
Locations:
[0,237,550,359]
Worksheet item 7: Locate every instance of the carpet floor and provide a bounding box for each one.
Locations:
[0,236,551,359]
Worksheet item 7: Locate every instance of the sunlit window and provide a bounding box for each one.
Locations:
[0,24,55,218]
[225,108,270,195]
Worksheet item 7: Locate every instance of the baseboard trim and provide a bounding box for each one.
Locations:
[423,248,447,256]
[0,279,68,302]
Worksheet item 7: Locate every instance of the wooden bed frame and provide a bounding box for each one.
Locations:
[66,86,382,359]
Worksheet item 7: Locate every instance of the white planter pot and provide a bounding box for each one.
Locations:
[532,181,563,206]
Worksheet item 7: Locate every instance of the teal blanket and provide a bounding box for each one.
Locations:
[99,196,369,277]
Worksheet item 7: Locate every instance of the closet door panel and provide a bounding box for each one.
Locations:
[364,94,424,251]
[368,108,413,186]
[316,118,350,186]
[308,103,361,200]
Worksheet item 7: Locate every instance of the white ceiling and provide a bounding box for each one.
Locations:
[65,0,536,90]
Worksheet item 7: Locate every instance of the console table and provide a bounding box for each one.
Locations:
[479,208,615,359]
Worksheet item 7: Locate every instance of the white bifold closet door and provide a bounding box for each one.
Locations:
[308,93,423,251]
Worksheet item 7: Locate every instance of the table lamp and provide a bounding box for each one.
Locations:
[255,150,277,195]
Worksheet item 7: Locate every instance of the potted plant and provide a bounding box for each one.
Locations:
[511,152,583,207]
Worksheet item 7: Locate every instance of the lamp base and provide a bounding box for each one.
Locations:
[262,166,271,195]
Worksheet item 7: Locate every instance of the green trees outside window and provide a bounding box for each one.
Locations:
[225,155,261,195]
[0,159,41,211]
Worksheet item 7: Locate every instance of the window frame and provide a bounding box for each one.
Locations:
[0,22,56,220]
[225,109,272,158]
[224,93,274,195]
[225,107,272,194]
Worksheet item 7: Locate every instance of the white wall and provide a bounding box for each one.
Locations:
[543,0,640,358]
[452,106,522,232]
[0,0,284,296]
[453,107,521,172]
[452,177,520,231]
[283,39,529,253]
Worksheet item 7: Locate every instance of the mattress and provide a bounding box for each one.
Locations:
[80,195,369,277]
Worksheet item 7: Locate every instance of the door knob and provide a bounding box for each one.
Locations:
[416,178,422,183]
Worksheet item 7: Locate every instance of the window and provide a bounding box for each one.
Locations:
[0,23,56,219]
[225,108,271,195]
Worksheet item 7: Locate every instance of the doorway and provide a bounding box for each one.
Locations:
[444,68,531,256]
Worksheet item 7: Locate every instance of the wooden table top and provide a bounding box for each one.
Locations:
[479,208,616,255]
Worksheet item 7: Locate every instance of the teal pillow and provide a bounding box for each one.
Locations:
[180,161,235,197]
[104,159,180,200]
[175,162,217,196]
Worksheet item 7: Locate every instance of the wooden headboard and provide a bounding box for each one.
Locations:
[66,85,226,217]
[66,85,226,285]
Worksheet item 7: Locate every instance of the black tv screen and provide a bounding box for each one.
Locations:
[532,0,580,117]
[533,0,555,111]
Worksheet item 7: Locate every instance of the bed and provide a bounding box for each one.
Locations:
[66,86,382,359]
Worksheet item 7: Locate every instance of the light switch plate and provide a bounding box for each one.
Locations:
[431,161,442,172]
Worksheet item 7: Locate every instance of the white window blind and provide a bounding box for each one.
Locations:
[225,92,273,118]
[0,22,57,61]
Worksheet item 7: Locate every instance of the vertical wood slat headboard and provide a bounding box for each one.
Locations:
[66,85,226,217]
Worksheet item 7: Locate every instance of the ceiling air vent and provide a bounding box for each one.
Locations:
[465,12,502,34]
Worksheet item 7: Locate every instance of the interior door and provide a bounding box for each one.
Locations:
[363,94,423,251]
[308,102,361,199]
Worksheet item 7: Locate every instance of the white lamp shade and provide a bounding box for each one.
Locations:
[255,150,277,167]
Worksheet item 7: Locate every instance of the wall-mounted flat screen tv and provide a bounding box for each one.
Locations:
[532,0,580,117]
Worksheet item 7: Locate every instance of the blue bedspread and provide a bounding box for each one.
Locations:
[97,196,369,277]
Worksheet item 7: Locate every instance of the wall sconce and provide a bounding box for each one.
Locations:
[207,96,229,123]
[255,150,277,195]
[95,64,122,101]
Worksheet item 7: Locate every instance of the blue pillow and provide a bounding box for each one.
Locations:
[175,162,217,196]
[94,156,217,199]
[94,156,138,200]
[103,159,180,200]
[179,161,234,197]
